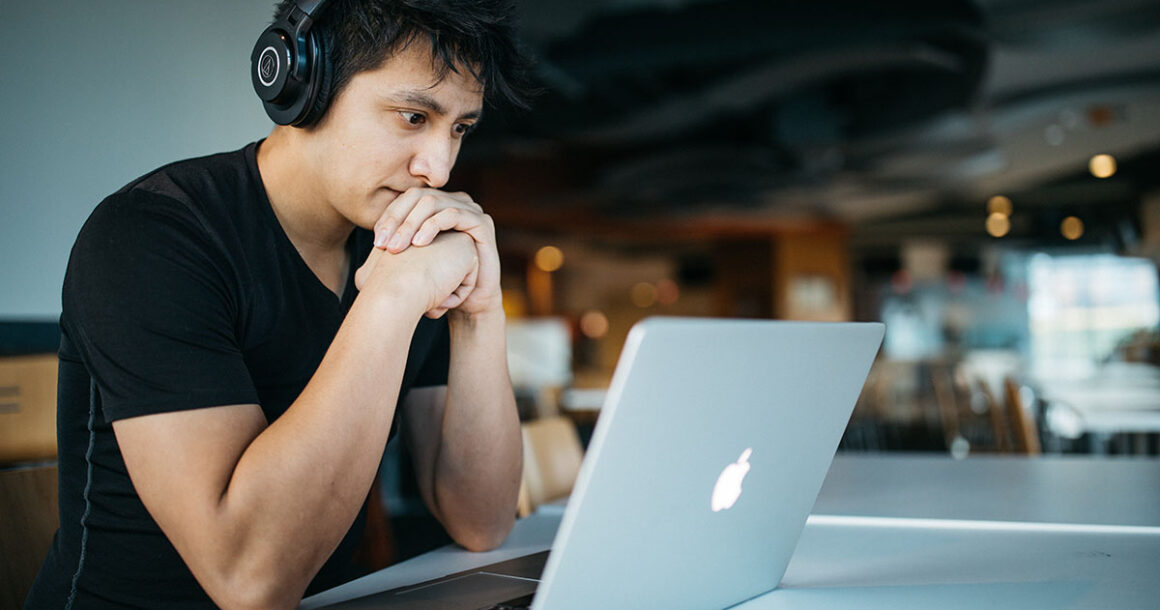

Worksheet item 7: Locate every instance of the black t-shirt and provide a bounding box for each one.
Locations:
[25,142,449,609]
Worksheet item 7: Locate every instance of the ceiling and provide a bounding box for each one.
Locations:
[457,0,1160,251]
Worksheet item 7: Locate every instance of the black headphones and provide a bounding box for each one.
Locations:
[251,0,332,126]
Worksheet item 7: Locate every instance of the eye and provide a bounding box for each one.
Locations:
[399,111,426,127]
[453,122,477,138]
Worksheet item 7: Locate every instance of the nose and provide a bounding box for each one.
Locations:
[409,134,456,189]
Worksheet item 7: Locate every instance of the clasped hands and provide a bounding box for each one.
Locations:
[354,188,501,319]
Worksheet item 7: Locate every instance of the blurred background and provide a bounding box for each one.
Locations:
[451,0,1160,460]
[3,0,1160,583]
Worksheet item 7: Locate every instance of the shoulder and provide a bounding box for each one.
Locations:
[73,143,265,262]
[93,143,263,234]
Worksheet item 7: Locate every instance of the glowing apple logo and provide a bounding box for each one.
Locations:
[711,448,752,512]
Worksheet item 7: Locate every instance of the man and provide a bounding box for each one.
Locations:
[26,1,534,608]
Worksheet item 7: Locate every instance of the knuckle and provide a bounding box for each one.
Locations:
[375,214,399,230]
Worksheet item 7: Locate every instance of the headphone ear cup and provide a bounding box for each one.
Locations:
[297,30,333,127]
[252,27,296,106]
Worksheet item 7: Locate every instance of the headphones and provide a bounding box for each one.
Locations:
[251,0,332,126]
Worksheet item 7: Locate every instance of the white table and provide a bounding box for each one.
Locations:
[302,456,1160,609]
[746,521,1160,609]
[1037,363,1160,441]
[813,454,1160,527]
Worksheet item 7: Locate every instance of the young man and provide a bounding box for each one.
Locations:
[26,1,533,608]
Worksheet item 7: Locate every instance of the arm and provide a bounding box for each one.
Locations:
[379,187,522,551]
[401,309,522,552]
[113,232,478,610]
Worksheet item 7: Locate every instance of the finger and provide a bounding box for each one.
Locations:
[439,292,465,310]
[425,307,449,319]
[462,257,480,293]
[437,262,478,311]
[449,191,484,213]
[387,193,443,253]
[373,188,426,249]
[412,208,471,246]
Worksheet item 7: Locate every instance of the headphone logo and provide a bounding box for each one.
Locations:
[258,46,280,87]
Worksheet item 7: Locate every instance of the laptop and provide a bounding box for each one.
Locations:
[326,317,884,609]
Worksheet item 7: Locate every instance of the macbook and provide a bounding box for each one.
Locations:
[325,317,884,609]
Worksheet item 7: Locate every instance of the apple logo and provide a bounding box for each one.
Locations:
[711,448,752,512]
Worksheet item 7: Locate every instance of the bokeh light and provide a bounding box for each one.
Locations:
[985,212,1010,238]
[1088,154,1117,179]
[579,310,610,339]
[1061,216,1085,240]
[534,246,564,272]
[630,282,657,308]
[987,195,1012,216]
[655,279,680,306]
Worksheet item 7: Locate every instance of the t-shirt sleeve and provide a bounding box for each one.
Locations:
[410,315,450,388]
[62,190,259,422]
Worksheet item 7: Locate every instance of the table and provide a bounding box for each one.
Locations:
[302,455,1160,609]
[1037,363,1160,446]
[813,454,1160,528]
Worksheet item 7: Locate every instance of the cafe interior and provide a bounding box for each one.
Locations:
[2,0,1160,607]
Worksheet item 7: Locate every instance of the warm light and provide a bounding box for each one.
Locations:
[534,246,564,272]
[630,282,657,308]
[985,212,1010,238]
[579,310,609,339]
[655,279,680,306]
[1089,154,1116,179]
[987,195,1012,217]
[1061,216,1084,240]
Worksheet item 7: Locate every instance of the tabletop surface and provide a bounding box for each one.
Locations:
[813,454,1160,528]
[302,454,1160,609]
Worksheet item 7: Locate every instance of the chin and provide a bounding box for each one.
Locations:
[360,190,400,229]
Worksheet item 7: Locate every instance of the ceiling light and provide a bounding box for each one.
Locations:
[1089,154,1116,179]
[1061,216,1084,240]
[987,195,1012,216]
[986,213,1010,238]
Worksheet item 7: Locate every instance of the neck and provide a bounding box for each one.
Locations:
[257,127,353,254]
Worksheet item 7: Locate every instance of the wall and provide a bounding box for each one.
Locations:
[0,0,275,319]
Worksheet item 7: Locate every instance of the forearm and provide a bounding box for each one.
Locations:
[205,295,421,607]
[434,308,522,551]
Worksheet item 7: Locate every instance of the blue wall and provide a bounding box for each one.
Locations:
[1,1,275,319]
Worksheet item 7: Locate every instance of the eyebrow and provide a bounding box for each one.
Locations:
[398,90,483,122]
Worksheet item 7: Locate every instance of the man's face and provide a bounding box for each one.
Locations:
[305,43,485,230]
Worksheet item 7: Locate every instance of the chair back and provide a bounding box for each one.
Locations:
[0,464,59,609]
[1003,377,1042,455]
[0,354,59,465]
[518,416,584,517]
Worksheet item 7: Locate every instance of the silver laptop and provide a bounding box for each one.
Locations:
[328,317,884,609]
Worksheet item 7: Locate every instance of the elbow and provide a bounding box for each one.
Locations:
[211,578,300,610]
[454,516,515,553]
[203,558,306,610]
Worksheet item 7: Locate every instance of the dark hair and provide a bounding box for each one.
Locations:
[273,0,535,120]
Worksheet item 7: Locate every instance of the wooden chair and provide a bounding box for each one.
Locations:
[1003,377,1042,455]
[0,354,59,465]
[517,416,584,518]
[973,378,1014,453]
[352,475,397,574]
[0,464,59,609]
[930,363,963,451]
